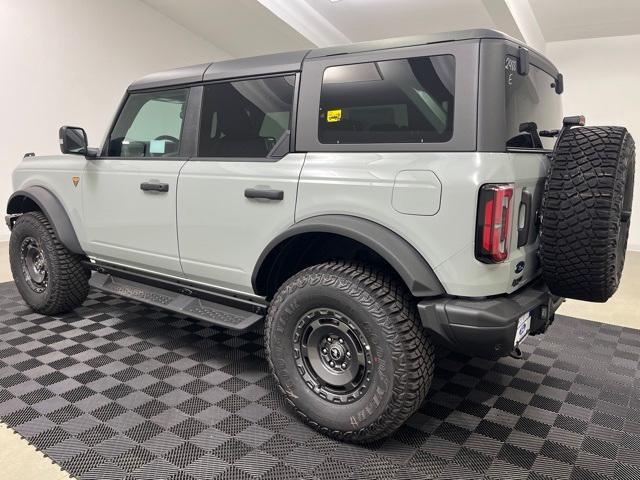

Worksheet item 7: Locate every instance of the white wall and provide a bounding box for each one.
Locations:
[547,35,640,250]
[2,2,638,252]
[0,0,229,240]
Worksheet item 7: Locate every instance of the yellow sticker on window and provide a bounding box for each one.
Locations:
[327,109,342,122]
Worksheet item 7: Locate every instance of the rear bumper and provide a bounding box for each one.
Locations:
[417,280,563,358]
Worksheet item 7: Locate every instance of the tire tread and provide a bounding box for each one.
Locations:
[10,211,89,315]
[265,261,434,442]
[541,126,635,302]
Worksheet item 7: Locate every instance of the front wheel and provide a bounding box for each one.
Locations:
[9,211,90,315]
[265,261,434,442]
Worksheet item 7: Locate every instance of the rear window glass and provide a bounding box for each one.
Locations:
[505,56,562,150]
[318,55,455,144]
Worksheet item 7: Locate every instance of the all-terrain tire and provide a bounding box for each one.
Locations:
[9,211,90,315]
[265,261,434,443]
[540,126,635,302]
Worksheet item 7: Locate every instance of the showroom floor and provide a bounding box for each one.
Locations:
[0,242,72,479]
[0,242,638,479]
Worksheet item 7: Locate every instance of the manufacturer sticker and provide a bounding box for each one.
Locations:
[327,109,342,122]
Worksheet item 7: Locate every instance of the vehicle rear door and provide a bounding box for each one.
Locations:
[176,75,304,294]
[503,54,563,291]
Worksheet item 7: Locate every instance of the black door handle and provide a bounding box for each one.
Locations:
[244,188,284,201]
[140,182,169,192]
[517,190,533,247]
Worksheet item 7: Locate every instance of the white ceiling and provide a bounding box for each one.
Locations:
[143,0,640,58]
[141,0,315,57]
[530,0,640,41]
[304,0,496,43]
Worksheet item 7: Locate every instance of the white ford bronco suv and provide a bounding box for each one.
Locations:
[6,29,635,442]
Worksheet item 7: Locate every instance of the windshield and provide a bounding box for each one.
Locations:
[505,56,562,150]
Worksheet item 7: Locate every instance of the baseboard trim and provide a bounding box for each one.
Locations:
[628,243,640,252]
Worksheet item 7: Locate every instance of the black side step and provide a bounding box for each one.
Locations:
[84,260,266,314]
[90,272,263,330]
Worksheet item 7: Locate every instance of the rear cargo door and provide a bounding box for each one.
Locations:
[504,55,562,291]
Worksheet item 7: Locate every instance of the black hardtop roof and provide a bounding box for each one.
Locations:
[128,28,532,91]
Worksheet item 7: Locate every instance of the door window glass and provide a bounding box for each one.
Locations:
[199,75,295,158]
[318,55,455,144]
[108,89,188,157]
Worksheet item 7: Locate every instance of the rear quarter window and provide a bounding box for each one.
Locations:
[318,55,455,144]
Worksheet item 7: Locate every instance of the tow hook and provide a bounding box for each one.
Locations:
[509,346,523,359]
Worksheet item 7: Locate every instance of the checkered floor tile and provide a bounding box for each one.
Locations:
[0,281,638,479]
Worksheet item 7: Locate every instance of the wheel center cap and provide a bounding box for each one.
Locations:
[329,343,345,361]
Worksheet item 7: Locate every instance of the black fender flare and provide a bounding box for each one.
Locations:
[7,186,84,254]
[252,214,445,297]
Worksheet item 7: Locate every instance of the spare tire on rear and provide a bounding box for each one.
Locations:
[540,126,635,302]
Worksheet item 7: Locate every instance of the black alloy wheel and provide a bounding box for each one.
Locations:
[294,307,373,404]
[20,236,49,293]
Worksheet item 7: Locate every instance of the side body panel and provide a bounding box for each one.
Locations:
[9,35,561,301]
[296,151,549,297]
[294,35,553,298]
[177,154,306,293]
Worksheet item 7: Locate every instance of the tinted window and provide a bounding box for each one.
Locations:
[199,75,295,158]
[505,57,562,150]
[318,55,455,144]
[108,89,188,157]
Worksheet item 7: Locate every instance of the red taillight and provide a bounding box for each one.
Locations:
[475,184,514,263]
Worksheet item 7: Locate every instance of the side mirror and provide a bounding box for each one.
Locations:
[59,126,98,157]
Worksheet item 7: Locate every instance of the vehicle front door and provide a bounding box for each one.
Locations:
[82,87,192,275]
[177,75,305,294]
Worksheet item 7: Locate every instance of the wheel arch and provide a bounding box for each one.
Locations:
[7,186,84,254]
[252,215,445,299]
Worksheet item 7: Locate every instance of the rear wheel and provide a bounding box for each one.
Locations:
[265,261,434,442]
[9,212,90,315]
[541,126,635,302]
